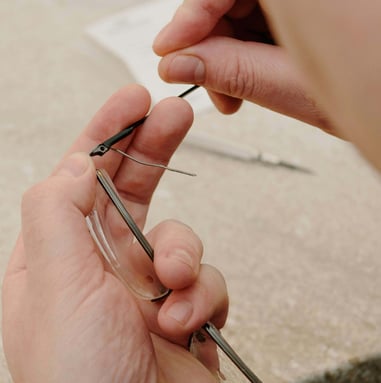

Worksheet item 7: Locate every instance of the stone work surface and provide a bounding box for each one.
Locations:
[1,1,380,382]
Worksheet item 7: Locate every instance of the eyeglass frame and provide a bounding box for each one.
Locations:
[89,85,263,383]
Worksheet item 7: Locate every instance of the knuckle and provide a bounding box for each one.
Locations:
[156,220,203,265]
[161,219,199,239]
[218,53,259,100]
[199,264,227,298]
[196,265,228,324]
[21,183,47,227]
[198,0,229,18]
[21,182,45,213]
[21,179,61,217]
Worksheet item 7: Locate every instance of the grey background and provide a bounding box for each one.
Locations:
[1,1,380,382]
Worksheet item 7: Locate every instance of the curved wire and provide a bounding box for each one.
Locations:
[110,148,196,176]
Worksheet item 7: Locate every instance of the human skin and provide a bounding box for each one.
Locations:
[153,0,335,135]
[154,0,381,170]
[257,0,381,171]
[2,85,228,383]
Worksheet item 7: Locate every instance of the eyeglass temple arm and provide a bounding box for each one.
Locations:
[203,322,263,383]
[89,85,200,157]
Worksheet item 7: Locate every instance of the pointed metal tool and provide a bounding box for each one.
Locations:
[184,131,313,174]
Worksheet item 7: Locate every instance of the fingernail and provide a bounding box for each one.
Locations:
[167,55,205,83]
[166,301,193,325]
[57,153,90,178]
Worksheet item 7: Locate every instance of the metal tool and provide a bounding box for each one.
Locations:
[184,131,313,174]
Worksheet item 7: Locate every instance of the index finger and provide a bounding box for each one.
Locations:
[113,96,194,208]
[153,0,235,55]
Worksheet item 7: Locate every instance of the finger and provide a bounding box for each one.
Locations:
[153,0,236,55]
[4,235,26,278]
[56,84,152,179]
[22,153,99,287]
[228,2,275,44]
[227,0,258,18]
[152,334,217,383]
[148,219,203,290]
[138,264,228,347]
[113,96,194,209]
[207,89,243,114]
[158,36,333,132]
[158,264,228,342]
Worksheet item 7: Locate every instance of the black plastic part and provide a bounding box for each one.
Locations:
[89,85,200,157]
[89,116,147,157]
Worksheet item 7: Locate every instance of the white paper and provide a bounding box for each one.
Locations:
[86,0,212,112]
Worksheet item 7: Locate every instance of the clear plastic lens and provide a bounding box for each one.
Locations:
[86,169,169,300]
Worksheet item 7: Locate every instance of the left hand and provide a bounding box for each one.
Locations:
[2,85,228,383]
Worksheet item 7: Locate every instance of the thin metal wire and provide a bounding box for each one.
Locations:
[110,148,196,176]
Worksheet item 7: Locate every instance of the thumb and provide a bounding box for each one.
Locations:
[22,152,98,285]
[158,36,328,128]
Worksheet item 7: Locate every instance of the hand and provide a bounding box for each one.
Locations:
[153,0,335,135]
[2,85,228,383]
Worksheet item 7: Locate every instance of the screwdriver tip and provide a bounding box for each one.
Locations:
[280,161,315,174]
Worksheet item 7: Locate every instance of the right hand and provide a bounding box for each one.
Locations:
[154,0,336,135]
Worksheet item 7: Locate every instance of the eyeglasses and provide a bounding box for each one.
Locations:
[86,86,263,383]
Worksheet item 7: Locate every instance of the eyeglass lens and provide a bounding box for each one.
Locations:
[86,169,169,300]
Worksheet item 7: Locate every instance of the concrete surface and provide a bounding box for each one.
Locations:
[1,1,381,382]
